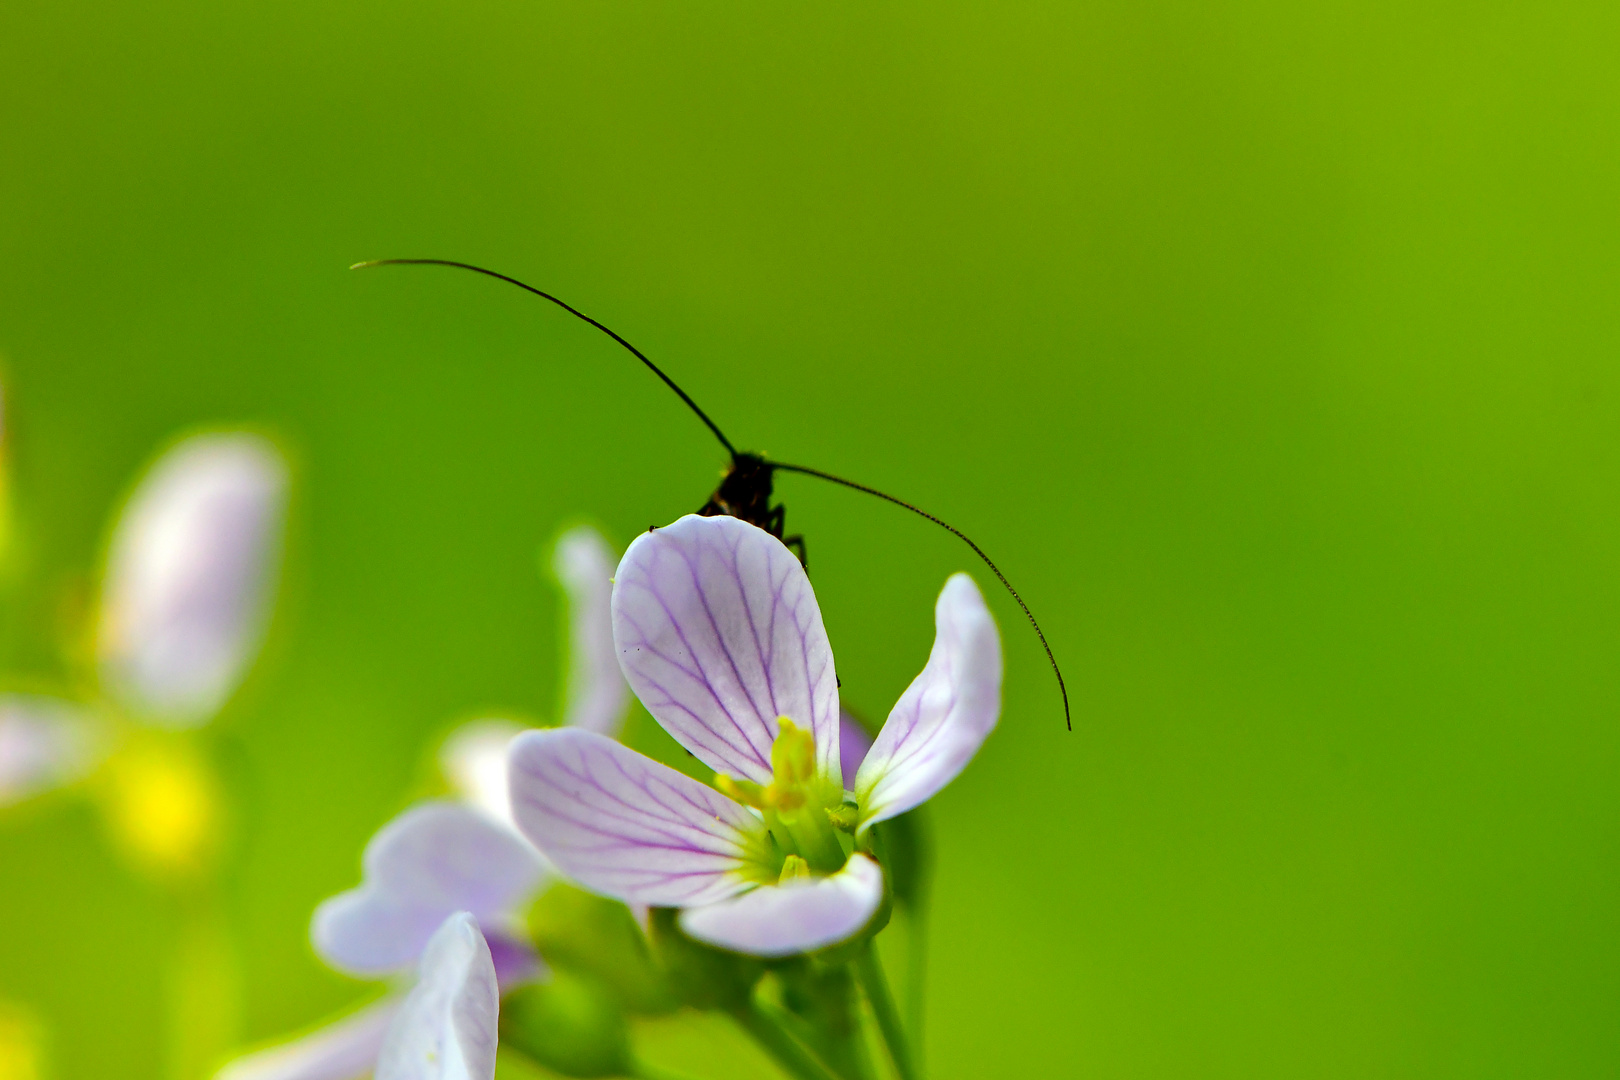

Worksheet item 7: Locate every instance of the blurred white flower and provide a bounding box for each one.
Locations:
[0,430,287,872]
[97,433,288,727]
[215,525,624,1080]
[552,526,628,738]
[0,696,103,807]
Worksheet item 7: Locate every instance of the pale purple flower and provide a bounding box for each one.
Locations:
[0,432,286,814]
[508,514,1002,958]
[216,527,626,1080]
[374,912,499,1080]
[98,433,288,727]
[311,802,546,982]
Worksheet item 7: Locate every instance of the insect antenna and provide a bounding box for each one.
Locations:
[350,258,739,457]
[773,461,1071,732]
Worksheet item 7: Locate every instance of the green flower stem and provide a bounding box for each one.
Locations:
[854,944,918,1080]
[729,999,842,1080]
[905,906,929,1077]
[766,995,874,1080]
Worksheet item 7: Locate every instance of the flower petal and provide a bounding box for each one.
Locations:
[214,998,398,1080]
[508,727,764,907]
[553,527,630,736]
[312,802,546,977]
[612,515,839,786]
[677,854,884,957]
[838,709,874,791]
[97,433,288,727]
[375,913,499,1080]
[0,696,105,806]
[855,574,1002,829]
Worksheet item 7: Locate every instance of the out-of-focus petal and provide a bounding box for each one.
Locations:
[612,515,840,787]
[508,727,764,907]
[855,574,1002,830]
[838,709,873,791]
[214,997,398,1080]
[375,913,499,1080]
[439,719,524,830]
[97,433,288,727]
[0,696,105,806]
[312,803,545,977]
[677,854,884,957]
[553,527,630,736]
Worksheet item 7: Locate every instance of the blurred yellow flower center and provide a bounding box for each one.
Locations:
[101,738,219,876]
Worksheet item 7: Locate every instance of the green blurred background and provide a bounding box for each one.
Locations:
[2,0,1617,1076]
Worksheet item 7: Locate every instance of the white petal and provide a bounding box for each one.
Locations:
[439,719,524,830]
[97,433,287,727]
[552,527,630,736]
[213,998,398,1080]
[312,802,546,977]
[677,854,884,957]
[375,913,499,1080]
[612,515,840,787]
[0,696,105,806]
[855,574,1002,829]
[508,727,764,907]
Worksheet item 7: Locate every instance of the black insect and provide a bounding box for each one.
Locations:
[352,258,1071,731]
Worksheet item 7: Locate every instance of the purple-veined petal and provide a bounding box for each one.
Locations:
[838,709,873,791]
[97,433,288,727]
[612,515,840,787]
[375,913,499,1080]
[214,998,398,1080]
[508,727,765,907]
[0,696,105,806]
[312,802,546,977]
[855,574,1002,830]
[677,854,884,957]
[553,527,630,736]
[439,719,524,831]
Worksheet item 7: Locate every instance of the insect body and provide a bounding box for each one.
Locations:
[352,258,1071,731]
[697,451,806,564]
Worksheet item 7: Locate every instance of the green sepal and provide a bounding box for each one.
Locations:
[645,906,763,1009]
[499,970,631,1078]
[527,883,676,1015]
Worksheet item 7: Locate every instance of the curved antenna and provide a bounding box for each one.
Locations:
[351,258,738,457]
[773,461,1071,732]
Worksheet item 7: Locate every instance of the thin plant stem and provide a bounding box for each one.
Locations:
[729,999,843,1080]
[854,944,917,1080]
[905,905,929,1076]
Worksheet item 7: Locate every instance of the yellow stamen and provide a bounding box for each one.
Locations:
[778,855,811,884]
